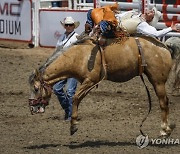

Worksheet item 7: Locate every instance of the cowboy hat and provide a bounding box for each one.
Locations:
[149,7,162,27]
[60,16,80,29]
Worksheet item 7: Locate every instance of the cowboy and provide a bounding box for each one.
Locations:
[85,3,180,38]
[116,7,180,37]
[85,2,119,37]
[53,16,80,121]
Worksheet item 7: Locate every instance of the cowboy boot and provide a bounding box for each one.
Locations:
[76,23,92,40]
[85,23,92,35]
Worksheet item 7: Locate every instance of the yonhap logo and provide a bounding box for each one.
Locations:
[136,135,179,149]
[151,138,180,145]
[136,135,149,149]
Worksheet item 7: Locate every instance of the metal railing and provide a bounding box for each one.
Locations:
[39,0,94,10]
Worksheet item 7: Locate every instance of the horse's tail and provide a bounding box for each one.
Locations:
[165,37,180,93]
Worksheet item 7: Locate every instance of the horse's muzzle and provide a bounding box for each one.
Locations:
[29,98,48,115]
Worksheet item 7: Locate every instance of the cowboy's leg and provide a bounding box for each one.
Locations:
[66,78,78,117]
[85,9,94,34]
[99,20,115,37]
[53,79,69,110]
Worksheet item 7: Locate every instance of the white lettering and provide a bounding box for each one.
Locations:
[151,138,156,144]
[174,139,180,145]
[151,138,180,145]
[168,139,175,144]
[155,139,162,144]
[161,138,169,144]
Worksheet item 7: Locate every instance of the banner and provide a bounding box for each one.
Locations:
[0,0,32,42]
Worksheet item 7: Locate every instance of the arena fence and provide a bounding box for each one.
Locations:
[0,0,179,47]
[0,0,32,44]
[99,0,180,41]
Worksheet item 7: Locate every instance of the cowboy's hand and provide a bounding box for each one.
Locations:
[95,25,101,33]
[171,22,180,32]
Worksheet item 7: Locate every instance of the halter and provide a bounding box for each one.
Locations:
[29,76,52,111]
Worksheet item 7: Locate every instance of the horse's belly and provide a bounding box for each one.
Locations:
[107,70,138,82]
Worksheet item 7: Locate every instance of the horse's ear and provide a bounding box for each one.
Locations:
[33,69,40,79]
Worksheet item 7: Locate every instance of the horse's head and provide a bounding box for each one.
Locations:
[28,69,52,115]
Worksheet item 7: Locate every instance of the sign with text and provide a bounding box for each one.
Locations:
[0,0,32,42]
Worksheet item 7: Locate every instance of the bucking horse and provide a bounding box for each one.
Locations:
[28,35,180,137]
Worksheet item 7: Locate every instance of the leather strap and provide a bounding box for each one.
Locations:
[135,37,147,75]
[135,38,152,136]
[98,45,107,80]
[135,37,147,67]
[88,45,99,72]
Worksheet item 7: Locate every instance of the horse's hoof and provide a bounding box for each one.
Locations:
[160,130,171,138]
[70,125,78,135]
[160,123,175,138]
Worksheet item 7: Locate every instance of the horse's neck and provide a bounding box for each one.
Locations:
[40,40,96,85]
[42,51,74,85]
[39,47,67,72]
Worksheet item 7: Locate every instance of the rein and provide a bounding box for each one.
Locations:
[135,37,152,136]
[139,75,152,136]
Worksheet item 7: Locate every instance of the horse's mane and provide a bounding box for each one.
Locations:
[39,43,76,73]
[29,46,71,83]
[38,35,96,73]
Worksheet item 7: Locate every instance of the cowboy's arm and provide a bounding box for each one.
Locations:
[137,22,172,37]
[56,34,65,48]
[63,33,79,48]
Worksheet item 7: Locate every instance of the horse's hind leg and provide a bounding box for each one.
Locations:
[154,82,173,137]
[70,78,97,135]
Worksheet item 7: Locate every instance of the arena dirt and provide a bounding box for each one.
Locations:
[0,42,179,154]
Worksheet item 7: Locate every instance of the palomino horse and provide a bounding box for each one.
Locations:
[29,36,175,136]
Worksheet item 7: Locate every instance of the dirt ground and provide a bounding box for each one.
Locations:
[0,41,179,154]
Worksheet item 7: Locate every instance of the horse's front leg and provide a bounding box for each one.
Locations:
[70,78,96,135]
